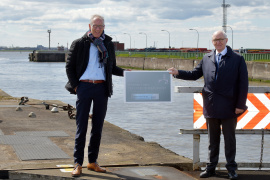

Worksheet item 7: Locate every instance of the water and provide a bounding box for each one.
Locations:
[0,51,269,165]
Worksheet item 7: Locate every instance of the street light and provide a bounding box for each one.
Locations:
[161,30,170,48]
[110,34,117,41]
[123,33,131,50]
[139,32,147,49]
[47,29,51,50]
[110,35,118,51]
[189,28,199,58]
[222,25,233,50]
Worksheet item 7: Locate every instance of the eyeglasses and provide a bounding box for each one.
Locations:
[212,38,226,43]
[92,25,105,29]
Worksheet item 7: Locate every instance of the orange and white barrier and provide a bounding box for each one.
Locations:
[193,93,270,129]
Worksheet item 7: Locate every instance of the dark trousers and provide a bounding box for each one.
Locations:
[74,82,108,165]
[206,118,238,172]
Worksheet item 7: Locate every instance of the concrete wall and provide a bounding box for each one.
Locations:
[246,61,270,80]
[117,57,196,70]
[117,57,270,81]
[29,51,66,62]
[117,57,145,69]
[145,58,180,70]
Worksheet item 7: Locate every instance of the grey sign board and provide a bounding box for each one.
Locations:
[124,71,172,102]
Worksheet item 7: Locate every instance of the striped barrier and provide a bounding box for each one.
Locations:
[194,93,270,129]
[175,86,270,170]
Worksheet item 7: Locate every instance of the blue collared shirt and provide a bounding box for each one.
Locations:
[79,43,106,81]
[215,46,228,63]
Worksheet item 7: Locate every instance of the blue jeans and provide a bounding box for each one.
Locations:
[74,82,108,165]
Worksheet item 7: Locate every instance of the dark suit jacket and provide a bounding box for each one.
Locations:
[65,32,124,97]
[175,46,248,119]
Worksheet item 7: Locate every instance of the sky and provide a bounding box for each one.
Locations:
[1,0,270,50]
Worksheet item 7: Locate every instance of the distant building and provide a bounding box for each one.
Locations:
[112,41,124,51]
[37,45,46,50]
[57,45,65,51]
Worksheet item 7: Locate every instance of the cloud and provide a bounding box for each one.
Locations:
[157,8,212,20]
[14,0,100,4]
[0,0,269,49]
[232,0,270,7]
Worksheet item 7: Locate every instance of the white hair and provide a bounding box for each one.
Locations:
[90,14,104,24]
[212,30,227,39]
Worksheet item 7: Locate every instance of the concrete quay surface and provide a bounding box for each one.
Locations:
[0,89,270,180]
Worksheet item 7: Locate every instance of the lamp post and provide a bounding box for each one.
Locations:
[139,32,147,49]
[123,33,131,50]
[110,35,118,51]
[47,29,51,50]
[161,30,170,48]
[189,28,199,58]
[154,41,158,48]
[110,34,117,41]
[222,25,233,50]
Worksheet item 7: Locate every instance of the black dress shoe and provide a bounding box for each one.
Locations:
[228,170,238,180]
[200,170,216,178]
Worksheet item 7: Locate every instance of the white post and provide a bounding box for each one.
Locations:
[193,134,201,170]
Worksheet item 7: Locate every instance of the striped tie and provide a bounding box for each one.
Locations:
[217,53,222,67]
[215,53,222,80]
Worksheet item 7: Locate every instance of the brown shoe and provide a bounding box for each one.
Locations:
[87,162,106,173]
[71,163,82,177]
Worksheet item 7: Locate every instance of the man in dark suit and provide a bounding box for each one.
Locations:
[66,14,126,177]
[168,30,248,180]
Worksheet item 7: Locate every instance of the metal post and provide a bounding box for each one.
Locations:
[110,35,118,51]
[124,33,131,50]
[193,134,201,170]
[221,0,230,33]
[110,34,117,41]
[189,29,199,58]
[259,129,265,170]
[139,32,147,48]
[223,25,233,50]
[47,29,51,50]
[161,30,170,49]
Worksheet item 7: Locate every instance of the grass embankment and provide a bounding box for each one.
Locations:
[248,78,270,83]
[252,59,270,62]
